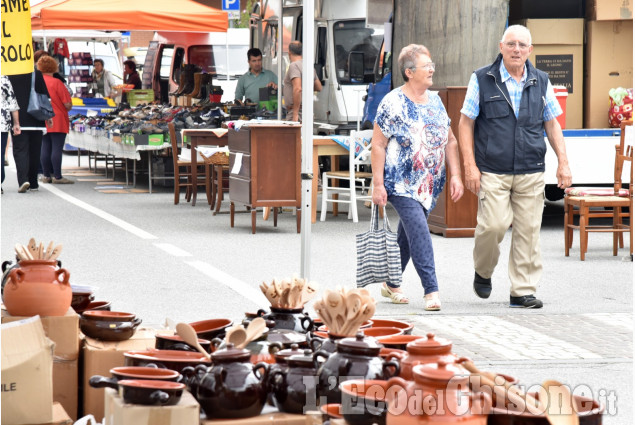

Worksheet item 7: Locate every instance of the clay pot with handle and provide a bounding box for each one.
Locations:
[399,333,458,380]
[3,260,71,316]
[386,361,491,425]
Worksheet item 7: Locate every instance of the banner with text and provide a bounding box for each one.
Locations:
[2,0,34,75]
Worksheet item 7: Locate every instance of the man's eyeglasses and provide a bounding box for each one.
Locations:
[412,63,435,71]
[504,41,530,50]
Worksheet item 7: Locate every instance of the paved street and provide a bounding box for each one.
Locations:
[1,154,632,423]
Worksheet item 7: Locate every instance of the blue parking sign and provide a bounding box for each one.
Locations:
[222,0,240,11]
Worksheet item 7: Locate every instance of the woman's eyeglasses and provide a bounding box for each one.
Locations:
[412,63,435,71]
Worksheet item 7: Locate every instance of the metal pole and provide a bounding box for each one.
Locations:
[300,0,314,279]
[277,1,283,121]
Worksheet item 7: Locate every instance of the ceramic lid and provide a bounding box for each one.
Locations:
[412,361,468,384]
[211,343,250,362]
[274,343,304,363]
[336,332,382,354]
[406,333,452,354]
[286,349,316,367]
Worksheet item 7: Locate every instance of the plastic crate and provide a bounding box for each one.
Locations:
[127,89,155,106]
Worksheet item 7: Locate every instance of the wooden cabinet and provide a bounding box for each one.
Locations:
[228,124,302,234]
[427,86,478,237]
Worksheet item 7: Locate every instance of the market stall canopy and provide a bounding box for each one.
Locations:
[31,30,123,43]
[31,0,228,32]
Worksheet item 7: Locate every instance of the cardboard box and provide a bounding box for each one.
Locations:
[1,316,55,425]
[515,19,584,129]
[82,329,156,422]
[104,388,199,425]
[53,359,79,421]
[586,0,633,20]
[34,403,73,425]
[1,307,80,361]
[199,411,306,425]
[584,20,634,128]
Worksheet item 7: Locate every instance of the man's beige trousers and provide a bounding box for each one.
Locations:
[473,172,545,297]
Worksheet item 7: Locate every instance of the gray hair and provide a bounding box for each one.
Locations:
[398,44,431,82]
[289,41,302,56]
[501,25,532,45]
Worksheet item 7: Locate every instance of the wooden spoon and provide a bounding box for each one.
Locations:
[44,241,54,260]
[48,244,63,261]
[301,281,319,305]
[27,238,38,258]
[341,293,362,336]
[175,322,211,361]
[541,380,580,425]
[289,282,304,309]
[37,242,44,260]
[225,325,247,347]
[15,244,32,261]
[326,290,347,334]
[239,317,266,348]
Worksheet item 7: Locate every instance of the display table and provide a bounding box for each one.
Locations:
[228,123,302,234]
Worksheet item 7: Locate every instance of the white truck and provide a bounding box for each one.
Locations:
[249,0,390,133]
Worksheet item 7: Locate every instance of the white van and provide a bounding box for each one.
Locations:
[142,29,250,103]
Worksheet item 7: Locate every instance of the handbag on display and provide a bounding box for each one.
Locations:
[27,72,55,121]
[356,204,402,288]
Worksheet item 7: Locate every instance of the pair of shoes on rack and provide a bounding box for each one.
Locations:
[52,177,74,184]
[380,283,409,304]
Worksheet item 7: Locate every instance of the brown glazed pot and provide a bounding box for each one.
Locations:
[263,307,314,333]
[89,378,185,406]
[3,260,71,316]
[189,318,233,340]
[124,349,211,374]
[399,332,458,380]
[75,300,111,314]
[82,310,136,321]
[190,344,268,419]
[270,350,320,414]
[109,366,181,382]
[80,316,142,341]
[155,334,214,353]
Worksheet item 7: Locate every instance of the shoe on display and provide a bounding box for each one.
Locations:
[509,294,543,309]
[18,182,30,193]
[473,272,492,299]
[52,177,75,184]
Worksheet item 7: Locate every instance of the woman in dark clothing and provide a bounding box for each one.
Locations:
[123,60,141,89]
[8,71,51,193]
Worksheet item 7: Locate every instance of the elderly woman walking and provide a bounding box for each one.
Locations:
[371,44,464,310]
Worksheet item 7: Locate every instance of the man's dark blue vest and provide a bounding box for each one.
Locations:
[473,54,550,174]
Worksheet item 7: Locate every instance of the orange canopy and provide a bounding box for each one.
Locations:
[31,0,228,32]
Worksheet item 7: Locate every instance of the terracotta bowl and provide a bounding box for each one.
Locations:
[189,318,233,340]
[361,327,404,338]
[317,320,373,333]
[368,319,414,335]
[82,310,136,322]
[339,379,392,425]
[155,334,214,353]
[320,403,343,421]
[124,349,211,374]
[110,366,181,382]
[80,316,141,341]
[90,377,185,406]
[376,334,425,350]
[75,300,111,314]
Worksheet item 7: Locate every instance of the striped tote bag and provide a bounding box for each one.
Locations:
[356,205,402,287]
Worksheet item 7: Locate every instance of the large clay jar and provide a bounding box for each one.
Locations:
[399,333,458,380]
[193,343,268,419]
[270,350,320,414]
[263,307,314,333]
[386,361,490,425]
[314,333,400,405]
[308,331,347,354]
[3,260,71,316]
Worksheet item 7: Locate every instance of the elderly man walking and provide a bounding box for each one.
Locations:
[458,25,572,308]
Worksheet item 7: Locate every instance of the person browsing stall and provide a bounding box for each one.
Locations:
[458,25,572,309]
[371,44,464,311]
[283,41,322,122]
[235,48,278,103]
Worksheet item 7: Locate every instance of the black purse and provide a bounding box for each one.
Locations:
[27,72,55,121]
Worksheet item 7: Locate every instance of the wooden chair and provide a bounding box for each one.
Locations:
[320,130,373,223]
[564,120,633,260]
[168,122,194,205]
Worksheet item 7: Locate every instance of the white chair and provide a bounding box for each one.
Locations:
[320,130,373,222]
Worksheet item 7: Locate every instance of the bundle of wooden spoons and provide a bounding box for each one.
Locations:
[259,276,318,309]
[14,238,63,261]
[312,287,376,337]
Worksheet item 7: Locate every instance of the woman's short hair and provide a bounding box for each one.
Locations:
[37,55,59,74]
[93,58,105,67]
[34,50,49,64]
[123,60,136,71]
[398,44,431,82]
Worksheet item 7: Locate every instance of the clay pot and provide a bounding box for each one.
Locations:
[309,331,347,354]
[362,327,404,338]
[191,344,268,419]
[376,334,425,350]
[314,333,400,404]
[317,320,374,333]
[340,379,390,425]
[155,334,214,353]
[266,328,309,348]
[270,350,320,414]
[368,319,414,335]
[124,349,211,374]
[89,378,185,406]
[189,318,233,340]
[487,393,604,424]
[386,361,490,425]
[71,285,96,311]
[82,310,136,321]
[320,403,343,421]
[3,260,71,316]
[241,309,275,328]
[109,366,181,382]
[75,300,111,314]
[263,307,314,333]
[80,315,141,341]
[399,333,458,380]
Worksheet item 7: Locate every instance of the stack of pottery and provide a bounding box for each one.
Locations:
[80,310,142,341]
[270,349,320,414]
[397,333,459,380]
[2,259,71,316]
[259,277,319,333]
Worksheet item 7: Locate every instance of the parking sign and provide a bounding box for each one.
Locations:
[222,0,240,11]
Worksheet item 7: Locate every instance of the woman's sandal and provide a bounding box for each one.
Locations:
[424,294,441,311]
[380,284,409,304]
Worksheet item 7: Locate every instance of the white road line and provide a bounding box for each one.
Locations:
[153,243,192,257]
[185,260,264,306]
[41,184,157,240]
